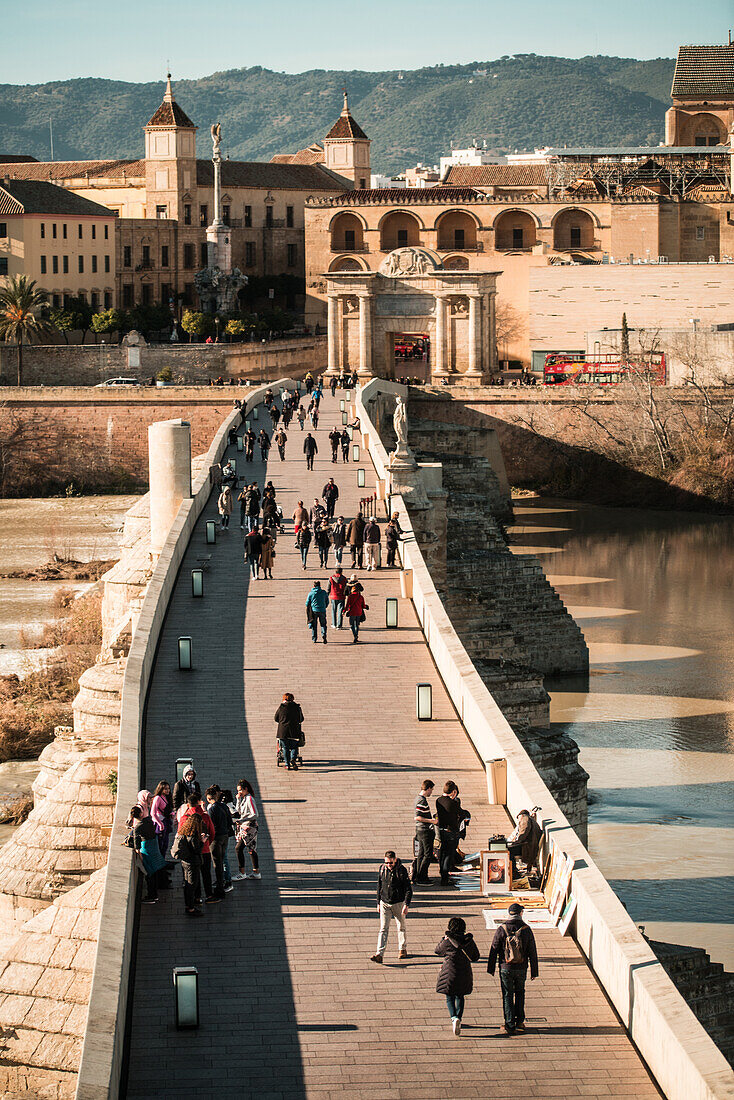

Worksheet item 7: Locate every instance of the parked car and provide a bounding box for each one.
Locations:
[95,377,141,387]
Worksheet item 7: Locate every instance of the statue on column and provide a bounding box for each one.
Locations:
[195,120,247,314]
[393,396,408,453]
[211,122,222,158]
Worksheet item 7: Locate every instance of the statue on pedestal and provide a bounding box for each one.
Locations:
[194,120,248,314]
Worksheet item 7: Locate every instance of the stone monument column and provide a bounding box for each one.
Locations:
[486,291,496,373]
[467,294,482,375]
[327,295,339,375]
[148,419,191,556]
[358,293,373,377]
[432,295,448,380]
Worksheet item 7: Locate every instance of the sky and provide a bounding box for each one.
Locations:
[4,0,733,84]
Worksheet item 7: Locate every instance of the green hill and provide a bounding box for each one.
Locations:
[0,54,674,175]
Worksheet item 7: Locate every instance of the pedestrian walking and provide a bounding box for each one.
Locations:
[371,851,412,963]
[306,578,329,643]
[293,500,308,542]
[340,429,350,461]
[315,522,331,568]
[244,428,256,462]
[244,482,260,532]
[274,426,287,460]
[269,404,281,430]
[258,428,271,463]
[311,407,319,430]
[151,780,174,859]
[205,785,229,900]
[297,405,306,430]
[328,566,347,629]
[310,498,327,527]
[304,432,318,470]
[296,522,312,569]
[331,515,347,565]
[172,766,201,812]
[345,582,367,643]
[322,477,339,519]
[330,375,337,397]
[260,528,275,579]
[264,388,274,408]
[385,518,401,567]
[487,902,539,1034]
[274,693,304,771]
[305,372,314,394]
[244,526,263,580]
[414,779,436,884]
[347,511,365,569]
[232,778,261,878]
[172,811,204,917]
[328,427,341,462]
[364,517,381,571]
[436,781,470,886]
[217,484,233,529]
[435,916,481,1036]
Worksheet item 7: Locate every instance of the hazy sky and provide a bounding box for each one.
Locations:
[5,0,733,84]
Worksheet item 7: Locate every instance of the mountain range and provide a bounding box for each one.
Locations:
[0,54,675,175]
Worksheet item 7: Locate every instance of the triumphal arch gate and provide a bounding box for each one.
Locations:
[324,247,499,384]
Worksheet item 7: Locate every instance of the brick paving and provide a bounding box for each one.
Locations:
[124,392,661,1099]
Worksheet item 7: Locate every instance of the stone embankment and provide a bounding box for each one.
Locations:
[0,496,152,1096]
[378,398,591,841]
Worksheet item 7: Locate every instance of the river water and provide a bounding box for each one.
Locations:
[509,499,734,970]
[0,496,139,843]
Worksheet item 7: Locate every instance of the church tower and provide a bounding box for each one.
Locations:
[144,74,197,220]
[323,92,371,189]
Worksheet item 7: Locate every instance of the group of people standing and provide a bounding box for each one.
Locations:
[127,766,262,918]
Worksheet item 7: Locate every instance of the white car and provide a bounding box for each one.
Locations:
[95,377,141,387]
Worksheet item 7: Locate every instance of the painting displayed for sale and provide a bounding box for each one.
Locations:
[481,851,512,894]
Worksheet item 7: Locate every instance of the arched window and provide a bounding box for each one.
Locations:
[330,212,365,252]
[329,257,363,272]
[553,209,596,251]
[380,211,421,251]
[493,210,537,251]
[436,211,477,251]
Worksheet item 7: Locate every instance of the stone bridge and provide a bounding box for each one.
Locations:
[0,382,731,1100]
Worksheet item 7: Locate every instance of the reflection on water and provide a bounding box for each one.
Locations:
[527,497,734,969]
[0,760,41,849]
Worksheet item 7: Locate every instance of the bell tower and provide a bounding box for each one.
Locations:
[144,73,197,220]
[323,92,371,189]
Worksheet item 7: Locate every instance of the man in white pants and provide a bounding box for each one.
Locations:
[371,851,412,963]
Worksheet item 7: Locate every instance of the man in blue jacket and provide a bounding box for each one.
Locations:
[306,579,329,644]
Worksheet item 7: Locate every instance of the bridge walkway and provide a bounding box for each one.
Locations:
[124,392,660,1099]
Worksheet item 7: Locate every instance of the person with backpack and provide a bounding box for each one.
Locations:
[273,426,287,461]
[172,811,205,916]
[371,850,412,963]
[435,916,481,1035]
[330,515,347,566]
[328,566,347,629]
[345,583,367,643]
[487,901,539,1034]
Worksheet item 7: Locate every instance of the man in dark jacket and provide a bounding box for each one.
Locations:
[172,766,201,812]
[347,512,365,569]
[206,785,229,900]
[371,851,413,963]
[487,902,539,1034]
[435,781,470,885]
[322,477,339,518]
[303,433,318,470]
[330,515,347,565]
[340,428,350,462]
[328,427,341,462]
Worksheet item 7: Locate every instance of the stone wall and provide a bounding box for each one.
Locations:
[0,336,326,387]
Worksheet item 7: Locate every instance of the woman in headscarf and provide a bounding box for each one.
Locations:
[136,790,153,818]
[150,780,174,858]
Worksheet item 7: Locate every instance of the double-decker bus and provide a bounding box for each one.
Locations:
[543,352,667,386]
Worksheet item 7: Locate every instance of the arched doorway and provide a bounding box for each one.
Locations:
[683,112,726,146]
[493,210,537,251]
[380,211,422,251]
[553,209,596,252]
[330,212,365,252]
[436,210,478,251]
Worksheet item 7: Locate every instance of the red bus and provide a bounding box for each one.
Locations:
[543,352,666,386]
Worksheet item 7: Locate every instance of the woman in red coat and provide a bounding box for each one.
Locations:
[345,586,367,644]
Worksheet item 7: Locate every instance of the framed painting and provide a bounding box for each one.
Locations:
[481,851,512,894]
[558,893,578,936]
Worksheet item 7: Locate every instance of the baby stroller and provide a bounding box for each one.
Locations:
[276,740,304,768]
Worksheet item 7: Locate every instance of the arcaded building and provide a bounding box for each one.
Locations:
[305,42,734,375]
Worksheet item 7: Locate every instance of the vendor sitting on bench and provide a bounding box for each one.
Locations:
[506,809,541,874]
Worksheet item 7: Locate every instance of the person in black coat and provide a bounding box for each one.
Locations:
[487,901,539,1034]
[172,767,201,812]
[435,916,481,1035]
[274,693,304,770]
[303,433,318,470]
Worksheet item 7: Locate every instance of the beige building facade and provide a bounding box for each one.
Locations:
[0,179,117,308]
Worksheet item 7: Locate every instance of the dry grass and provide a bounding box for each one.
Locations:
[0,794,34,825]
[0,590,102,762]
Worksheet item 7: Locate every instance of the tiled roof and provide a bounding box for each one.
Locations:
[271,143,325,166]
[0,154,38,163]
[325,113,369,141]
[671,44,734,97]
[196,159,350,191]
[330,186,486,205]
[444,164,548,187]
[0,179,117,217]
[146,99,196,128]
[0,158,145,181]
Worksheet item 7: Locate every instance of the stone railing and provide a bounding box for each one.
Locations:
[75,378,300,1099]
[356,376,734,1100]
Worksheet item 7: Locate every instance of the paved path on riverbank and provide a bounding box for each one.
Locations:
[124,392,660,1099]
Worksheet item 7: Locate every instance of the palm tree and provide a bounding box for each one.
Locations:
[0,275,52,386]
